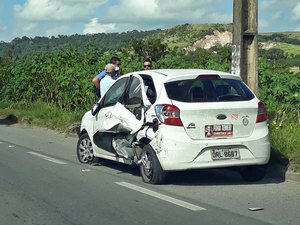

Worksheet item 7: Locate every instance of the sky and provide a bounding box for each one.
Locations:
[0,0,300,42]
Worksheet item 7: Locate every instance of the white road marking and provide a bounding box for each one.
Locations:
[116,182,206,211]
[27,151,67,165]
[8,145,15,148]
[248,207,264,211]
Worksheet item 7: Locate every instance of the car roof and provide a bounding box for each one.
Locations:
[148,69,235,77]
[131,69,241,83]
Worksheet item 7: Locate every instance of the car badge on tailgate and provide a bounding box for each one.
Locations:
[216,114,227,120]
[187,122,196,129]
[242,116,249,126]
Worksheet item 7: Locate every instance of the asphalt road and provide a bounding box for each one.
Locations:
[0,125,299,225]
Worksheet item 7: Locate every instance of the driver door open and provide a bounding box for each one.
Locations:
[93,74,150,159]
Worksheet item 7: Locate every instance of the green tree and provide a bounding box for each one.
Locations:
[129,38,168,61]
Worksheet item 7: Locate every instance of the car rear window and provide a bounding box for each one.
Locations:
[164,78,255,102]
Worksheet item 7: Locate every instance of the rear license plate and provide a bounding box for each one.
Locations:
[211,149,240,160]
[205,124,233,138]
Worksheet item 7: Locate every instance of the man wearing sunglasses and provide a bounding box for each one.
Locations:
[93,56,121,98]
[143,58,152,70]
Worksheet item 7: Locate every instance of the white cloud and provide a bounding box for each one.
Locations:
[205,12,232,23]
[14,0,106,21]
[0,13,6,32]
[23,23,37,32]
[10,22,38,39]
[271,11,281,20]
[46,25,70,37]
[3,0,299,42]
[260,0,276,10]
[102,0,230,30]
[258,18,269,32]
[83,18,116,34]
[292,2,300,20]
[0,23,7,32]
[105,0,159,22]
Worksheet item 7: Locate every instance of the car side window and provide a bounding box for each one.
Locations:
[140,75,157,104]
[101,77,129,108]
[122,76,148,120]
[124,77,143,110]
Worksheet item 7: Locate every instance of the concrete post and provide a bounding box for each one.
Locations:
[232,0,258,95]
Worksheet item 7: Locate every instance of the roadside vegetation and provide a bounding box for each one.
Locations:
[0,24,299,171]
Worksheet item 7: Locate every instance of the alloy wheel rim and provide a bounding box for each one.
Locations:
[143,152,153,178]
[79,138,94,163]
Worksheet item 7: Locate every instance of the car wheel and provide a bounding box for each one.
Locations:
[239,165,267,182]
[140,145,166,184]
[77,133,100,164]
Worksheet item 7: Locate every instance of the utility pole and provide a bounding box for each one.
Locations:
[232,0,258,94]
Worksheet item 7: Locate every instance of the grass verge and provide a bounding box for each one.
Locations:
[0,101,85,133]
[269,123,300,172]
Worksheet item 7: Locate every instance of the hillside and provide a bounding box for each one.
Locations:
[147,23,232,48]
[0,30,161,58]
[1,23,300,60]
[272,42,300,56]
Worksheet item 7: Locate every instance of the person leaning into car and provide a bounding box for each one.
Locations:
[100,64,116,96]
[92,56,121,97]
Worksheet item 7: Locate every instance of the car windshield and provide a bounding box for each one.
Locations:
[164,77,254,102]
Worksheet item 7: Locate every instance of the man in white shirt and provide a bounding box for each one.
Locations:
[100,64,116,96]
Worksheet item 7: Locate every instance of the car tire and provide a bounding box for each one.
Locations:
[140,144,166,184]
[77,133,100,164]
[239,165,267,182]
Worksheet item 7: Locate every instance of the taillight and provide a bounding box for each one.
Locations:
[256,101,268,123]
[155,104,183,126]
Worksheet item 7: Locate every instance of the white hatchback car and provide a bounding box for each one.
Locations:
[77,69,270,184]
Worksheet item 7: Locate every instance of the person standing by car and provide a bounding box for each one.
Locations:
[100,64,116,96]
[92,56,121,97]
[143,58,152,70]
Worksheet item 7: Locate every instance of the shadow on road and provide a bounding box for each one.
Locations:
[165,163,288,186]
[0,114,18,125]
[94,159,288,186]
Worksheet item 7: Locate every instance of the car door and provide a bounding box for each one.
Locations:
[92,76,130,156]
[93,74,150,158]
[109,75,150,158]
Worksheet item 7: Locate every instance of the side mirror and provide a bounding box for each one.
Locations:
[91,102,101,116]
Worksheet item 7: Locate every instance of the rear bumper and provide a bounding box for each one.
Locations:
[149,125,271,171]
